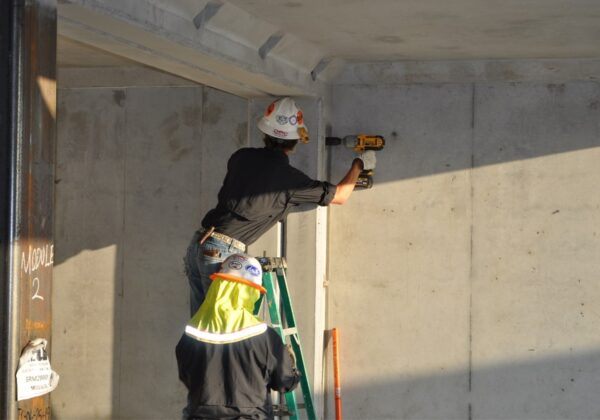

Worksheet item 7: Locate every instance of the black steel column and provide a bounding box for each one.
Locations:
[1,1,57,418]
[0,0,15,414]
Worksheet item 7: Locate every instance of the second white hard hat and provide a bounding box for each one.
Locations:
[257,97,307,141]
[210,254,266,294]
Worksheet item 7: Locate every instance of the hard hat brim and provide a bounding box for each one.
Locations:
[209,272,267,294]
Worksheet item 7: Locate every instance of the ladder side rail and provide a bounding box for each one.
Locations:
[289,333,316,420]
[263,272,284,334]
[276,268,317,420]
[276,268,297,329]
[262,271,300,419]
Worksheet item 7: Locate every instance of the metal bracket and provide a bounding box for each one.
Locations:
[258,256,287,271]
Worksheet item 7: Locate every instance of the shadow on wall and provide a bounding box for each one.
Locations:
[53,87,327,418]
[329,82,600,185]
[333,348,600,420]
[325,80,600,420]
[53,85,249,417]
[54,82,600,264]
[52,80,600,417]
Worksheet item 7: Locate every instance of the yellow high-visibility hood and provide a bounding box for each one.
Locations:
[185,276,267,344]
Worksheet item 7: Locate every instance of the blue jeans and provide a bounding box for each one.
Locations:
[184,231,245,315]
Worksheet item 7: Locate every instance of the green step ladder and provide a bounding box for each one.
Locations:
[255,257,317,420]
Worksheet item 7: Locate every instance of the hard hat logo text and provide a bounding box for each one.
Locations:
[245,265,260,277]
[228,261,242,270]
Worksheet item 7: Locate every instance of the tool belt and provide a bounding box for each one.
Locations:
[199,227,246,251]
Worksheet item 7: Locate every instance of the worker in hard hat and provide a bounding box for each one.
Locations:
[176,253,299,419]
[184,97,375,314]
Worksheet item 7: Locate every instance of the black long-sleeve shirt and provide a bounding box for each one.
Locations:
[202,147,336,245]
[176,328,300,419]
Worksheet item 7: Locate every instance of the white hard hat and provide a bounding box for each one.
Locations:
[210,254,266,294]
[257,97,308,141]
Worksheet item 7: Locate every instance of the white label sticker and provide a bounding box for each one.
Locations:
[16,338,59,401]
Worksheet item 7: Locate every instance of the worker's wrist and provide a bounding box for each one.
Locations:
[352,158,364,171]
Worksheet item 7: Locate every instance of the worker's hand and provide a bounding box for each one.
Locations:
[357,151,376,170]
[285,344,297,367]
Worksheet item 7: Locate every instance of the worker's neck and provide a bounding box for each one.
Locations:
[265,147,294,156]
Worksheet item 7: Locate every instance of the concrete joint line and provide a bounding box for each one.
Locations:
[193,1,224,30]
[258,31,284,60]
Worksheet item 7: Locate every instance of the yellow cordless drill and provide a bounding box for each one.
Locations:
[326,135,385,188]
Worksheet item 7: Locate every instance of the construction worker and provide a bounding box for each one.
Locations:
[184,97,375,314]
[176,253,300,419]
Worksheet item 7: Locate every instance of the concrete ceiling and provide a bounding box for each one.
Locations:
[56,0,600,97]
[227,0,600,61]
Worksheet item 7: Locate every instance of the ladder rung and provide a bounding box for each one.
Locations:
[272,405,295,417]
[282,327,297,336]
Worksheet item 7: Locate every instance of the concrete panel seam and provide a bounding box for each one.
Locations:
[115,86,129,417]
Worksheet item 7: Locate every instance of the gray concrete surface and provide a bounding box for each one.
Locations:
[337,59,600,86]
[52,32,600,420]
[52,79,327,418]
[58,0,330,97]
[53,86,129,419]
[230,0,600,61]
[57,0,600,100]
[49,1,600,418]
[329,83,473,420]
[328,80,600,419]
[58,66,199,89]
[470,82,600,420]
[53,81,248,419]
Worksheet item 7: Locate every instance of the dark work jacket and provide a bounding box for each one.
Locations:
[202,147,336,245]
[175,328,300,420]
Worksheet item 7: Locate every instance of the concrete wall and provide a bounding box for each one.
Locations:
[52,81,248,419]
[52,58,600,420]
[52,77,326,419]
[328,81,600,419]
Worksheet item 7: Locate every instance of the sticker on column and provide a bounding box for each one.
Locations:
[16,338,59,401]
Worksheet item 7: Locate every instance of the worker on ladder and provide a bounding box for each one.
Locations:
[184,97,376,314]
[176,254,300,419]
